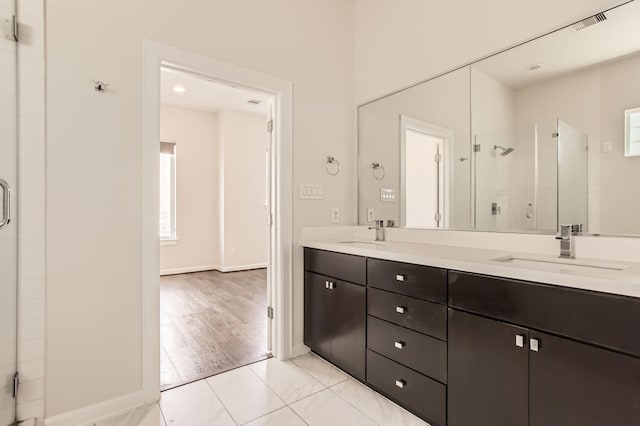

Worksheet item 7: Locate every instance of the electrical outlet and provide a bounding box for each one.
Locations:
[231,248,238,257]
[603,141,613,153]
[331,208,339,223]
[367,208,375,222]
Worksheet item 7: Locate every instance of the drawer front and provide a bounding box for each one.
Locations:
[449,271,640,358]
[367,258,447,304]
[368,287,447,340]
[304,248,366,285]
[367,316,447,383]
[367,350,446,426]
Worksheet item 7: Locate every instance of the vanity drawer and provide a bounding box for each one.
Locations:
[449,271,640,358]
[367,258,447,304]
[367,349,446,426]
[368,287,447,341]
[367,316,447,383]
[304,248,366,285]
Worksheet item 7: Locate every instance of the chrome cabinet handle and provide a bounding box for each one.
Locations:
[530,338,540,352]
[515,334,525,348]
[396,274,406,282]
[395,306,406,314]
[394,341,405,350]
[395,379,406,389]
[0,179,10,230]
[325,280,329,289]
[326,281,335,290]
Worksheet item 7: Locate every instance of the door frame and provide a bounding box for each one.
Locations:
[142,40,293,403]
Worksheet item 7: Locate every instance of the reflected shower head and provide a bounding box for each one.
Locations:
[494,145,514,156]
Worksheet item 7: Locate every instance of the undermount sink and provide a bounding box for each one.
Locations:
[493,255,627,272]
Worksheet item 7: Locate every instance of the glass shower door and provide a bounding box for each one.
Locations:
[0,1,17,425]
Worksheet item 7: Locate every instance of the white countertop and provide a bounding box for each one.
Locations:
[301,239,640,299]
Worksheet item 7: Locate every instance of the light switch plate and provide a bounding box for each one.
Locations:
[380,188,396,202]
[367,208,375,222]
[300,184,323,200]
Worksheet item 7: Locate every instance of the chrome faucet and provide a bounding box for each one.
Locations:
[369,219,386,242]
[556,224,576,259]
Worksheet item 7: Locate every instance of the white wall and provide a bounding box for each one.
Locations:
[354,0,626,104]
[159,105,218,274]
[217,110,268,270]
[45,0,354,419]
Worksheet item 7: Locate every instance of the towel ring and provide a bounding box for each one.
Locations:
[326,156,340,176]
[372,162,385,180]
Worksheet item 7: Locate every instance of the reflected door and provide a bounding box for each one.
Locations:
[557,120,588,231]
[0,1,18,425]
[404,129,445,228]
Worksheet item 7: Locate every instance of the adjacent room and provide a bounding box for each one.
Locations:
[158,68,273,389]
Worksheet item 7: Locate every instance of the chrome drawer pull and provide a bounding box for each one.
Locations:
[396,274,406,282]
[395,306,406,314]
[394,341,405,350]
[530,338,540,352]
[325,280,329,289]
[395,379,406,389]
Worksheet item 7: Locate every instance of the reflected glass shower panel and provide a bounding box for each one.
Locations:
[558,120,589,231]
[0,0,18,424]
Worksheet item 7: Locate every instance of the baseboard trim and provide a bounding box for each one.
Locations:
[160,265,219,276]
[292,343,310,358]
[160,263,267,276]
[216,263,267,273]
[44,391,145,426]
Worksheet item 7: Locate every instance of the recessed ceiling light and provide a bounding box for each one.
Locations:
[173,85,186,94]
[528,63,544,71]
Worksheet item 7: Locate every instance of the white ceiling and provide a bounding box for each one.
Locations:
[161,68,270,116]
[473,1,640,90]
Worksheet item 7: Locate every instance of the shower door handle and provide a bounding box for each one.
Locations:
[0,178,11,229]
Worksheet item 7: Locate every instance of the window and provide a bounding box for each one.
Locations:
[160,141,176,240]
[625,107,640,157]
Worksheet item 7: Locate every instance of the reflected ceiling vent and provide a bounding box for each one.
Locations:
[247,99,262,105]
[573,12,607,31]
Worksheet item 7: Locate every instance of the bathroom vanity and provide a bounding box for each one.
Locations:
[302,241,640,426]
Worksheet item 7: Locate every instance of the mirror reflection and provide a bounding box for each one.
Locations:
[358,0,640,235]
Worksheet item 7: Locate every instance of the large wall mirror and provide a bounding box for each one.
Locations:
[358,0,640,236]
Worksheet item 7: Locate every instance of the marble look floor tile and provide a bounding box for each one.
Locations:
[331,379,429,425]
[96,404,160,426]
[160,380,235,426]
[244,407,306,426]
[207,366,285,424]
[290,389,376,426]
[291,352,348,387]
[249,358,325,404]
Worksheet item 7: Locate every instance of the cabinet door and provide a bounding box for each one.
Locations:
[304,272,332,360]
[448,309,529,426]
[530,331,640,426]
[331,280,366,381]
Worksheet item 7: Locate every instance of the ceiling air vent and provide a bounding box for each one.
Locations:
[247,99,262,105]
[573,12,607,31]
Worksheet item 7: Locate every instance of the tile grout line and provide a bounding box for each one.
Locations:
[326,382,383,426]
[203,377,241,426]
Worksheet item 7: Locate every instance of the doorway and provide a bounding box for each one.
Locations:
[400,115,452,228]
[141,41,293,402]
[157,68,275,389]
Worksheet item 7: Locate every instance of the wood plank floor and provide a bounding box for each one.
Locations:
[160,268,269,390]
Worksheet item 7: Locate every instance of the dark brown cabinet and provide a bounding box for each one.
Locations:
[529,331,640,426]
[303,249,366,381]
[448,309,529,426]
[449,308,640,426]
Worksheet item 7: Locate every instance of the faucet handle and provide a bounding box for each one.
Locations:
[368,219,384,229]
[556,224,573,240]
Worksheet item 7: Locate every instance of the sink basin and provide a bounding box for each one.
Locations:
[493,255,627,272]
